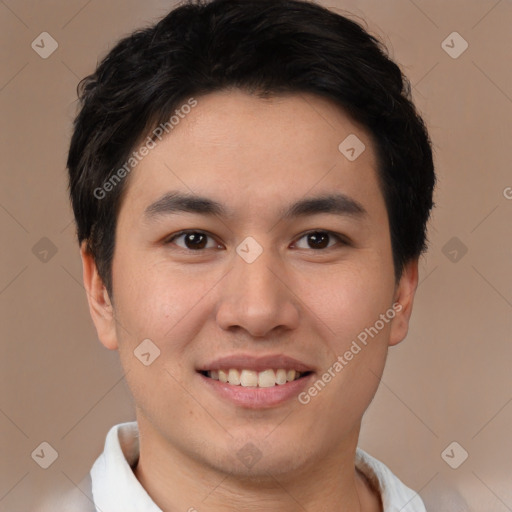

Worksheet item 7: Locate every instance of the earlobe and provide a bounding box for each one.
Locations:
[388,259,419,347]
[80,242,119,350]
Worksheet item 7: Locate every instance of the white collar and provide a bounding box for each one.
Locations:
[90,421,426,512]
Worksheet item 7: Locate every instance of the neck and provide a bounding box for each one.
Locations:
[132,415,379,512]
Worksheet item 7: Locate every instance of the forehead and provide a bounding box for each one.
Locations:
[119,90,382,222]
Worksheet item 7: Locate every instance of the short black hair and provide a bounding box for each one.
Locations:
[67,0,435,297]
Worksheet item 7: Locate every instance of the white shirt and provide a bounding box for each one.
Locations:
[39,421,427,512]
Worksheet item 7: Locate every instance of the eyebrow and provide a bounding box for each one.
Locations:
[143,191,367,222]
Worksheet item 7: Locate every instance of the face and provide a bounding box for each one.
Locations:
[83,89,418,478]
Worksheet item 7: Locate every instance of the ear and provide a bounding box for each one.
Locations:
[80,241,118,350]
[388,258,419,347]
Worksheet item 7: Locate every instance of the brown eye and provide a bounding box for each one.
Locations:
[293,230,346,250]
[166,231,218,251]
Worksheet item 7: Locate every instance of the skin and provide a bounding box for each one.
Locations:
[81,89,418,512]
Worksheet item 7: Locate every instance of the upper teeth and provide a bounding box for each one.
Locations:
[207,369,302,387]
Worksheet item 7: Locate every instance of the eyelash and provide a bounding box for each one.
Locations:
[164,229,350,252]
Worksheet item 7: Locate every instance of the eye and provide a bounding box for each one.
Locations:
[164,229,349,252]
[165,230,221,251]
[292,230,348,250]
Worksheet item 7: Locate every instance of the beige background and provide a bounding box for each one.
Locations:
[1,0,511,510]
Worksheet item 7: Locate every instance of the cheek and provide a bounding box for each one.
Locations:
[299,259,394,344]
[299,257,394,411]
[298,274,393,436]
[112,253,217,353]
[111,258,203,416]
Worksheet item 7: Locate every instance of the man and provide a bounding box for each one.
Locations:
[53,0,436,509]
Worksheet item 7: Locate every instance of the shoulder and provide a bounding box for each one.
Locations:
[355,448,427,512]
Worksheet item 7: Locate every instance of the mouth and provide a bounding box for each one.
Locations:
[198,368,313,388]
[196,354,315,408]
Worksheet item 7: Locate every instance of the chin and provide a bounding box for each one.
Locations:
[201,435,316,480]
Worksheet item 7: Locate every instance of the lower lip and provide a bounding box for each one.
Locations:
[198,372,314,409]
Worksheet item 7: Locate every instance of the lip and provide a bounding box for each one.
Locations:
[196,353,315,373]
[198,371,315,409]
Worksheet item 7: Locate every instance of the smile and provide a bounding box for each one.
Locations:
[200,368,310,387]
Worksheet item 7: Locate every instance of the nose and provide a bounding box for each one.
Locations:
[215,247,300,338]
